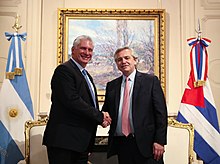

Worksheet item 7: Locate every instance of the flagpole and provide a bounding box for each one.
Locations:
[5,14,23,80]
[14,14,23,76]
[177,19,220,164]
[0,12,34,163]
[192,18,206,88]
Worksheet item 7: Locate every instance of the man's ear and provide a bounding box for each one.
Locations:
[71,46,74,51]
[134,58,138,65]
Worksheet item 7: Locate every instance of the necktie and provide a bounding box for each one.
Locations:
[122,77,131,136]
[82,69,96,108]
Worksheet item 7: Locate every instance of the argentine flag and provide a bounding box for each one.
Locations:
[0,32,34,163]
[177,38,220,164]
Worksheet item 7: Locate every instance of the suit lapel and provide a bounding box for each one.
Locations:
[132,71,142,110]
[68,59,98,108]
[87,72,99,108]
[115,76,123,116]
[68,59,84,78]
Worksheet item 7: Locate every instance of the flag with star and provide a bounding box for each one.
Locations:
[0,32,34,163]
[176,37,220,164]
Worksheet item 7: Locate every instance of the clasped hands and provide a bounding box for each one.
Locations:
[101,112,112,128]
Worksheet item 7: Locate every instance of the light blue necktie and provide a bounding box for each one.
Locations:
[82,69,97,108]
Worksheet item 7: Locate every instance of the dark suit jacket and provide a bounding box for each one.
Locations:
[43,59,103,153]
[102,71,167,158]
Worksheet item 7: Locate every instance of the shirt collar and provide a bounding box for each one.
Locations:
[70,57,84,72]
[122,69,136,82]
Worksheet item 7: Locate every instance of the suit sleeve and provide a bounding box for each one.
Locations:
[101,82,110,113]
[152,76,168,145]
[51,64,103,124]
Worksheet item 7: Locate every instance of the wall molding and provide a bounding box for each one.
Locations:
[0,0,21,7]
[201,0,220,10]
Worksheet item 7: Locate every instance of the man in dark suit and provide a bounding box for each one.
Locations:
[43,35,111,164]
[102,47,167,164]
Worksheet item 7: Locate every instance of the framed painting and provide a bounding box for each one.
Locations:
[57,9,166,101]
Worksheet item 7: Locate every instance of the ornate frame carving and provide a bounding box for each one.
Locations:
[167,117,195,164]
[24,117,48,164]
[57,8,166,95]
[24,117,194,163]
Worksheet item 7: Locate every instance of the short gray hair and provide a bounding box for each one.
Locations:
[114,46,138,61]
[72,35,94,48]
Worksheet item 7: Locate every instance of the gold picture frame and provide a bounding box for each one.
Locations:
[57,8,166,98]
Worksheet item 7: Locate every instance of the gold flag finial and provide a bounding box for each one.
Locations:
[12,14,22,32]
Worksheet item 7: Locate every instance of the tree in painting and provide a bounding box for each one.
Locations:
[69,19,154,90]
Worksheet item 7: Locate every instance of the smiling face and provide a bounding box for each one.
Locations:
[115,48,137,77]
[71,38,94,68]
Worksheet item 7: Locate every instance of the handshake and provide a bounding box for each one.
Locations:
[101,112,112,128]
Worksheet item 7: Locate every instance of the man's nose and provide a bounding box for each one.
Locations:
[121,58,127,63]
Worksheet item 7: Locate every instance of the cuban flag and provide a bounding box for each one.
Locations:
[0,32,34,163]
[177,38,220,164]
